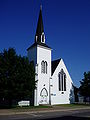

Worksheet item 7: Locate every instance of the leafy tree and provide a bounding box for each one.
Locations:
[79,71,90,100]
[0,48,35,107]
[73,86,79,102]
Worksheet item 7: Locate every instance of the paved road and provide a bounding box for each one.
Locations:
[0,108,90,120]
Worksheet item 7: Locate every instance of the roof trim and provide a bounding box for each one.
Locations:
[27,42,51,51]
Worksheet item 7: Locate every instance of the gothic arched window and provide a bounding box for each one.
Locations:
[64,74,66,91]
[45,61,47,74]
[58,69,66,91]
[41,61,47,74]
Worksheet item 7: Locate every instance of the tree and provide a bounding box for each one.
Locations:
[0,48,35,107]
[79,71,90,101]
[73,86,79,102]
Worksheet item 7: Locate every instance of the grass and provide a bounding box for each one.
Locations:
[1,103,90,111]
[12,103,90,111]
[11,105,52,110]
[54,103,90,108]
[8,105,52,112]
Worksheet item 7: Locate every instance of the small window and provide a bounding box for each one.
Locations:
[42,34,44,43]
[64,74,66,91]
[41,61,45,73]
[41,33,45,43]
[45,61,47,74]
[35,36,38,42]
[58,74,61,91]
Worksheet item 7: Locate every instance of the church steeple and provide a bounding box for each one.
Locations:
[35,5,45,43]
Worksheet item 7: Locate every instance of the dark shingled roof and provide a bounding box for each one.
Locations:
[27,42,51,51]
[52,58,61,75]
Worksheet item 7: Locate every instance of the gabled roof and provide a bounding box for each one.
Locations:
[27,42,51,51]
[52,58,61,75]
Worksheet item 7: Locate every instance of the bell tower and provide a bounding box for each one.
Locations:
[27,6,51,106]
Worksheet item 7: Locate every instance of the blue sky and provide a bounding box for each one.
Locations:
[0,0,90,87]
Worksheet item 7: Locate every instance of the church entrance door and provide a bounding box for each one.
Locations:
[40,88,48,104]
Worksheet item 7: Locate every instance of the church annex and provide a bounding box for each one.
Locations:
[27,7,74,106]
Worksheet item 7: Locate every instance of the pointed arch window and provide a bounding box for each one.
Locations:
[45,61,47,74]
[58,69,66,91]
[41,61,47,74]
[41,61,45,73]
[64,74,66,91]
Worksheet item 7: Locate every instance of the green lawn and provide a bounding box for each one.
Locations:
[53,103,90,107]
[1,103,90,110]
[13,103,90,110]
[12,105,52,109]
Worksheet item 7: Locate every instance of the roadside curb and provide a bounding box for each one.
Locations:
[0,107,90,116]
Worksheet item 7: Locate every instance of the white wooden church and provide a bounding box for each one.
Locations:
[27,7,74,106]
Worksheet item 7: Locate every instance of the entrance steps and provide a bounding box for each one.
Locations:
[39,104,51,106]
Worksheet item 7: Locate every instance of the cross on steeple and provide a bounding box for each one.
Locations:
[35,5,45,43]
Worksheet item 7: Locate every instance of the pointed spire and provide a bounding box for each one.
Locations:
[35,5,45,43]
